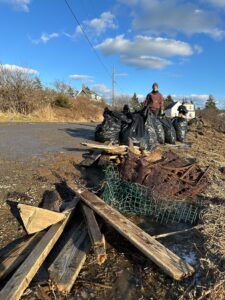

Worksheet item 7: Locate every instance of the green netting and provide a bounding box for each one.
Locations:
[102,165,199,224]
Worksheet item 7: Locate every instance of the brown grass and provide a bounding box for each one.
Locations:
[0,97,105,123]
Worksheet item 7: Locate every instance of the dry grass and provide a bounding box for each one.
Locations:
[0,97,105,123]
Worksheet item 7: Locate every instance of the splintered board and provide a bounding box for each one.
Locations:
[68,182,195,280]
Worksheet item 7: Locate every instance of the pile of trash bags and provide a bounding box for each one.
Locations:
[95,106,188,150]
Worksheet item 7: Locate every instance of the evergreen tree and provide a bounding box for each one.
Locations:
[164,94,174,108]
[205,95,217,109]
[130,93,139,109]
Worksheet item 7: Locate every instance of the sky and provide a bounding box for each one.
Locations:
[0,0,225,108]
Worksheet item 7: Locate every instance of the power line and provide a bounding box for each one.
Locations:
[64,0,111,79]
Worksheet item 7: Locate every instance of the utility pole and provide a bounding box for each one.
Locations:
[112,65,115,107]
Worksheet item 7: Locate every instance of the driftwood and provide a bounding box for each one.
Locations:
[0,199,79,300]
[18,204,66,234]
[68,182,195,280]
[49,214,90,293]
[81,203,107,265]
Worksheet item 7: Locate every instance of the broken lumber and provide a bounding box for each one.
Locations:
[48,214,90,293]
[18,204,66,234]
[0,232,45,280]
[0,199,79,300]
[68,182,195,280]
[81,203,107,265]
[81,142,127,155]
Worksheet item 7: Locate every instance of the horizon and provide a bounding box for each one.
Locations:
[0,0,225,109]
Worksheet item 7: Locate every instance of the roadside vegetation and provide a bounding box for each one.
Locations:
[0,65,105,122]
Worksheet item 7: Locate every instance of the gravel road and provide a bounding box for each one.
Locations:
[0,122,96,161]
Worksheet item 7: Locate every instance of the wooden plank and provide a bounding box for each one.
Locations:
[81,143,128,155]
[0,232,45,280]
[0,199,79,300]
[81,203,107,265]
[18,204,66,234]
[80,153,101,167]
[68,183,195,280]
[48,214,91,292]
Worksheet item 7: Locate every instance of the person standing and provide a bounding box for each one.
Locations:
[144,83,164,116]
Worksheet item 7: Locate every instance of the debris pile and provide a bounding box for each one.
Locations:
[95,107,189,149]
[0,172,196,299]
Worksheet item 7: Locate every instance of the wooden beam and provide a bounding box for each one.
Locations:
[0,232,45,280]
[68,183,195,281]
[48,214,91,292]
[18,204,66,234]
[0,199,79,300]
[81,203,107,265]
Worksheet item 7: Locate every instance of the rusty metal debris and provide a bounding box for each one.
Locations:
[120,150,209,199]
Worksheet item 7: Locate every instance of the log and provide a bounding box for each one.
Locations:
[18,204,66,234]
[0,199,79,300]
[0,232,45,280]
[81,203,107,265]
[68,182,195,280]
[49,214,91,293]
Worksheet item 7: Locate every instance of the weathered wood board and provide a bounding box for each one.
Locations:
[18,204,66,234]
[68,183,195,280]
[0,199,79,300]
[0,232,45,280]
[81,203,106,265]
[49,214,91,292]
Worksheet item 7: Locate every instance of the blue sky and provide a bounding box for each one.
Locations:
[0,0,225,107]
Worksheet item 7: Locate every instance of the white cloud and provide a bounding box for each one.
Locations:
[96,34,198,69]
[75,11,118,37]
[121,55,171,69]
[69,74,94,82]
[0,64,39,75]
[0,0,31,12]
[119,0,225,40]
[206,0,225,7]
[31,33,60,44]
[96,35,194,57]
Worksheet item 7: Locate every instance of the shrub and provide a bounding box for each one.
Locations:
[54,94,72,108]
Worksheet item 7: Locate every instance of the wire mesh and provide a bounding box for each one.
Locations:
[102,165,200,224]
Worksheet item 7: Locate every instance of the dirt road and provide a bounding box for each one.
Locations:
[0,122,96,161]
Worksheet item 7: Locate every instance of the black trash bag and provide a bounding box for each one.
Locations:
[153,117,165,144]
[119,112,145,146]
[95,108,126,144]
[159,117,176,144]
[144,112,158,149]
[172,117,188,142]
